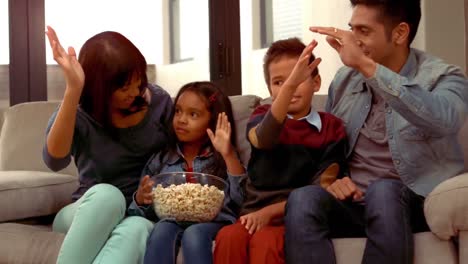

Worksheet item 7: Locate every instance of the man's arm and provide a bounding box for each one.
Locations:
[365,66,468,134]
[311,26,468,134]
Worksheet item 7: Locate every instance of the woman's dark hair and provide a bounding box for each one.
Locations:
[78,31,148,129]
[164,81,237,179]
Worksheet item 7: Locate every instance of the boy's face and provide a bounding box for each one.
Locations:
[349,4,397,67]
[268,56,320,119]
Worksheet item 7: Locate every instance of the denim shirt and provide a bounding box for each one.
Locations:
[128,146,246,223]
[326,48,468,197]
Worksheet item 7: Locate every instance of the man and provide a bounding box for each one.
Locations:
[284,0,468,263]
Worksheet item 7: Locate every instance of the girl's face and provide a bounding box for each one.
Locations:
[110,76,142,112]
[173,90,211,144]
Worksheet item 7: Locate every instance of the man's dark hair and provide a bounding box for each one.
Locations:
[350,0,421,45]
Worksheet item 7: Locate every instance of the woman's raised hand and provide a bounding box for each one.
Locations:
[46,26,85,96]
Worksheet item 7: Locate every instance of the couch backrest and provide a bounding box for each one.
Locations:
[0,101,78,176]
[0,96,262,178]
[229,95,262,165]
[312,94,468,171]
[0,95,465,177]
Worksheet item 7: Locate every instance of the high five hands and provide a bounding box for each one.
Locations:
[310,26,377,78]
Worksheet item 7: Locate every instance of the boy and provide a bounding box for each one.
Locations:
[214,38,348,264]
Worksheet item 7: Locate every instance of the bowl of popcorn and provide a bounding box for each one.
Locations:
[152,172,226,222]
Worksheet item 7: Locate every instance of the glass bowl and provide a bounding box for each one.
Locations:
[151,172,227,222]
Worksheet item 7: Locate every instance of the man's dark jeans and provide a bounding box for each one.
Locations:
[284,179,429,264]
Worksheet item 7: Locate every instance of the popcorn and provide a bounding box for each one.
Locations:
[153,183,225,222]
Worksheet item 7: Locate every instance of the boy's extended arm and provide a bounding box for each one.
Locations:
[248,110,284,149]
[318,162,340,189]
[249,40,321,149]
[262,200,287,222]
[248,73,309,149]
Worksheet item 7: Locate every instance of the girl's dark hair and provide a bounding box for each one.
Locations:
[164,81,237,179]
[78,31,148,129]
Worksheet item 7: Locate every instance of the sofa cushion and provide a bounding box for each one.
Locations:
[424,172,468,240]
[0,101,78,176]
[0,171,78,222]
[229,95,261,166]
[460,231,468,264]
[333,232,457,264]
[174,232,456,264]
[0,223,63,264]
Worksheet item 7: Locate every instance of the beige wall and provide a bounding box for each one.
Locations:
[416,0,466,73]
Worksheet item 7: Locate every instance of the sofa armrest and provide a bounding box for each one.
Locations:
[424,172,468,240]
[0,171,78,222]
[460,231,468,264]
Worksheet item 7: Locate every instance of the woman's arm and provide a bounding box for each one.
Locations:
[45,26,85,159]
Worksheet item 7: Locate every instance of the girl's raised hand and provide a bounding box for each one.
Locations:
[46,26,85,96]
[207,112,233,158]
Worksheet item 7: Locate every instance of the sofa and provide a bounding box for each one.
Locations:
[0,94,466,264]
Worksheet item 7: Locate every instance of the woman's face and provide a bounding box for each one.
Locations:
[110,77,142,112]
[172,90,211,144]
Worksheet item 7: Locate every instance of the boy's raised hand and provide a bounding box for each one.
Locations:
[207,112,233,158]
[135,175,155,206]
[283,39,321,89]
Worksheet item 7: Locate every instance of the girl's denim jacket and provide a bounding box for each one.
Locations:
[128,145,246,223]
[326,48,468,197]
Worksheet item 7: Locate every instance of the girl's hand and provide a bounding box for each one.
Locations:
[46,26,85,96]
[240,209,272,234]
[207,112,234,158]
[135,175,154,205]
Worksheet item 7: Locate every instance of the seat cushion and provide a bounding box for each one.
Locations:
[333,232,457,264]
[175,232,456,264]
[0,223,63,264]
[0,171,78,222]
[424,172,468,240]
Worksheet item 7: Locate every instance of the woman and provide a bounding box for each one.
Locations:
[43,26,172,264]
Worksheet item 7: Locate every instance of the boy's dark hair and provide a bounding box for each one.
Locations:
[78,31,148,130]
[350,0,421,45]
[263,37,319,92]
[165,81,237,179]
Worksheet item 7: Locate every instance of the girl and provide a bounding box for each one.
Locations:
[128,81,246,264]
[43,26,172,264]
